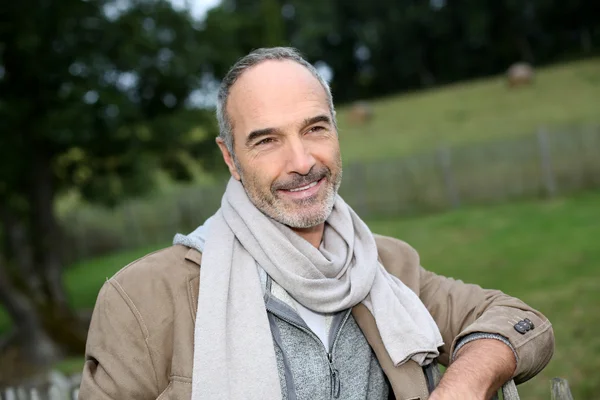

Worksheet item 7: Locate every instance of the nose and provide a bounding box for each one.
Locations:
[286,136,316,176]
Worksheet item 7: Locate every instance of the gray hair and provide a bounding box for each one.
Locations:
[216,47,336,155]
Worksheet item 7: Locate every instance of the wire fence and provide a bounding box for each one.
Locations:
[339,125,600,218]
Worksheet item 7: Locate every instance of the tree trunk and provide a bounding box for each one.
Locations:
[0,204,44,303]
[580,27,592,54]
[516,34,534,64]
[0,151,87,380]
[417,44,436,88]
[0,260,61,367]
[28,150,87,354]
[29,151,69,311]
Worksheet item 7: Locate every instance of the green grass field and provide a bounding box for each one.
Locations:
[2,190,599,398]
[336,58,600,162]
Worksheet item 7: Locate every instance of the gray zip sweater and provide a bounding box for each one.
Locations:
[265,273,391,399]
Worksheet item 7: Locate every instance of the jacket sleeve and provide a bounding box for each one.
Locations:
[419,266,554,384]
[79,280,159,399]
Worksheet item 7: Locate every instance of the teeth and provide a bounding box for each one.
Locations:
[289,181,318,192]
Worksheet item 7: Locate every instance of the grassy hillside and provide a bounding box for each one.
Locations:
[336,58,600,162]
[2,190,599,398]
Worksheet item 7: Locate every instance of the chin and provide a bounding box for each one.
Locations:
[282,207,332,229]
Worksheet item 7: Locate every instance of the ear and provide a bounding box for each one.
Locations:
[216,137,241,181]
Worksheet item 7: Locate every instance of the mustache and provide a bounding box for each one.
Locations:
[272,166,330,191]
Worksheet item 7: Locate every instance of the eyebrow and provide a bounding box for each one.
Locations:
[245,114,332,148]
[301,114,332,129]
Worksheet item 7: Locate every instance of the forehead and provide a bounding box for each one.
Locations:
[226,60,330,137]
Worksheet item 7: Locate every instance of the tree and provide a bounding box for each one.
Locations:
[0,0,218,370]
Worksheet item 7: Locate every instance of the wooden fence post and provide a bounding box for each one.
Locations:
[551,377,574,400]
[346,162,369,217]
[581,125,600,186]
[537,128,558,197]
[437,145,461,208]
[30,387,41,400]
[16,387,27,399]
[3,387,17,400]
[125,203,142,248]
[49,384,62,400]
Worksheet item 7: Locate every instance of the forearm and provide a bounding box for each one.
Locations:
[430,339,517,400]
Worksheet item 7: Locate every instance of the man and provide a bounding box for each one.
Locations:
[79,47,554,400]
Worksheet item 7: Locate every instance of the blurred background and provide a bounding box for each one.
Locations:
[0,0,599,398]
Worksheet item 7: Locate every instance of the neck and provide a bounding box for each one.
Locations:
[291,223,325,248]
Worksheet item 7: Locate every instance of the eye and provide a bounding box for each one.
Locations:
[307,126,325,134]
[256,137,275,146]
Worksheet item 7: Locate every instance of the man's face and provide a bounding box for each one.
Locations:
[218,60,342,228]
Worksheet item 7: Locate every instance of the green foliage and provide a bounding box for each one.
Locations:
[260,0,286,47]
[0,0,222,352]
[0,0,219,207]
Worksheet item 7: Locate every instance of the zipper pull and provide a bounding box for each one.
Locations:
[328,353,341,398]
[331,369,341,398]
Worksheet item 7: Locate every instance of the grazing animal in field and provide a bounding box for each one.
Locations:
[506,62,534,88]
[348,101,373,125]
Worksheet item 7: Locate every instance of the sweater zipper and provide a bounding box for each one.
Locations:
[327,352,340,398]
[266,303,351,400]
[327,310,351,399]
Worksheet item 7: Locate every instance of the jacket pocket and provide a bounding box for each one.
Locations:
[156,376,192,400]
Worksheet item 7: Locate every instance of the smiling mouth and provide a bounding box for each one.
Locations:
[287,180,319,192]
[277,177,325,199]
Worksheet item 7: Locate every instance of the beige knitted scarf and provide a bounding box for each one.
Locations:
[188,178,443,400]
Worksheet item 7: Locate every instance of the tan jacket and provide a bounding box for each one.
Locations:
[80,235,554,400]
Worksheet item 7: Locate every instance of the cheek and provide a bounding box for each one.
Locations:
[310,140,341,166]
[241,154,284,187]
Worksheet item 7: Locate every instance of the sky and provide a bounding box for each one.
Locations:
[104,0,222,22]
[168,0,222,20]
